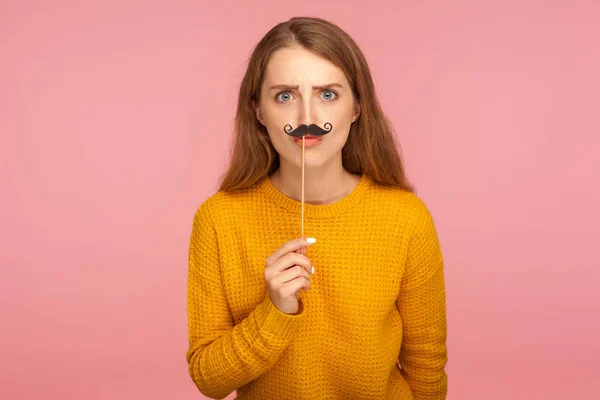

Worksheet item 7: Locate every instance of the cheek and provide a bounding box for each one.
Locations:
[264,113,290,133]
[267,124,291,142]
[330,123,352,145]
[327,105,354,126]
[265,126,290,149]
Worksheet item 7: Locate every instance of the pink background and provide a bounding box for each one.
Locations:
[1,1,598,399]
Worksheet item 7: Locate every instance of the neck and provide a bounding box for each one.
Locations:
[271,160,358,205]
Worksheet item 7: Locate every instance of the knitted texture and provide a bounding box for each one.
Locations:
[186,173,448,399]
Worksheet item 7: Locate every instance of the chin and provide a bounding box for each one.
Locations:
[295,153,328,169]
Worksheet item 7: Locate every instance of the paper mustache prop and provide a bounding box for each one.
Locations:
[283,122,333,237]
[284,122,332,137]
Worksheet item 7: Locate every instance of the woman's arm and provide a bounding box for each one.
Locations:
[396,199,448,399]
[186,200,305,399]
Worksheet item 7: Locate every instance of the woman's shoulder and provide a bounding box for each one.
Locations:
[369,181,434,223]
[191,183,262,223]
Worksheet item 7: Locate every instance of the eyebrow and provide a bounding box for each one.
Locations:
[268,83,344,91]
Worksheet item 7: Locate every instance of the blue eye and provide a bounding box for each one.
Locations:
[275,89,338,103]
[276,91,292,102]
[321,90,338,101]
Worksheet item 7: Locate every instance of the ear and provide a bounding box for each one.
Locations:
[252,100,264,126]
[352,102,361,123]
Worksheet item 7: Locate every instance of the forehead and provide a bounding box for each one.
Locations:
[264,46,347,86]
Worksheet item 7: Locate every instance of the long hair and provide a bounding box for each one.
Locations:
[217,16,415,193]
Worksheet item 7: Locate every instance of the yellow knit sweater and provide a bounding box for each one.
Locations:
[186,173,448,399]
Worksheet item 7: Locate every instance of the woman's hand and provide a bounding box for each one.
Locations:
[264,237,316,315]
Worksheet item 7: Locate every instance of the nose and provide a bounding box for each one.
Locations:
[297,93,318,126]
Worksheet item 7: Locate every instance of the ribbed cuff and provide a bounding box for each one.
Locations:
[254,293,306,338]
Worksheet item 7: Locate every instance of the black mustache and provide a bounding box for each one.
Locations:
[284,122,332,137]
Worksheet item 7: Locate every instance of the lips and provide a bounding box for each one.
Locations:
[293,135,322,147]
[294,134,321,140]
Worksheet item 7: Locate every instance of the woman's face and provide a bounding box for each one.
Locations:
[254,45,360,169]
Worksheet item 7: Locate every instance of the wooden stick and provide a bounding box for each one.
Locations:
[301,135,305,237]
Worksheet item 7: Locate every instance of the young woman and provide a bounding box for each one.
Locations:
[186,17,448,399]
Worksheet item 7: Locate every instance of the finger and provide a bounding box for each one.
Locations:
[283,276,311,297]
[274,252,313,275]
[276,265,311,284]
[270,237,316,264]
[294,246,306,256]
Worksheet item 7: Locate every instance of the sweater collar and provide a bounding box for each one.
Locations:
[258,173,372,218]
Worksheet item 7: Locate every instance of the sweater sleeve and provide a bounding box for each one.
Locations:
[186,200,306,399]
[396,200,448,399]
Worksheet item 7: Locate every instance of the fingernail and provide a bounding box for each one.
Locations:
[306,237,316,244]
[312,266,315,274]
